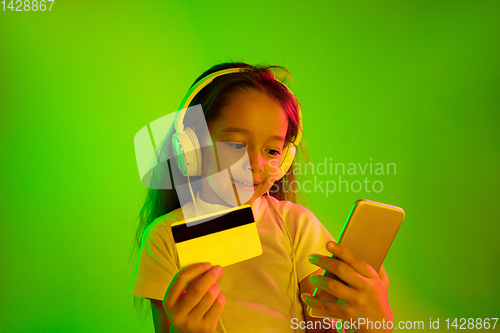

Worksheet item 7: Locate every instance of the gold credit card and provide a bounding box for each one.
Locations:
[171,204,262,268]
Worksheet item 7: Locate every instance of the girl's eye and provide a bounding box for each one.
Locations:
[268,149,281,156]
[227,143,246,150]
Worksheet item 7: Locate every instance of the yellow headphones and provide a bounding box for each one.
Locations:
[172,67,303,180]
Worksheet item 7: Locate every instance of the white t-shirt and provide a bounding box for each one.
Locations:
[128,194,335,332]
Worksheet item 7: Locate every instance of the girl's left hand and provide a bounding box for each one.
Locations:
[301,241,393,333]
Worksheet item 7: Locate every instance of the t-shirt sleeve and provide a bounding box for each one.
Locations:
[284,203,336,283]
[127,219,181,301]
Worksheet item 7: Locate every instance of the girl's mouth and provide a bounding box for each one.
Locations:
[231,178,259,191]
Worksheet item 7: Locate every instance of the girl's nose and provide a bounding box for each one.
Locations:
[245,151,264,173]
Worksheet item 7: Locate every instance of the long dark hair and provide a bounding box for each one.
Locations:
[130,61,310,314]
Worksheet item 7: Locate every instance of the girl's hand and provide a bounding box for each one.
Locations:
[301,241,393,333]
[162,262,225,333]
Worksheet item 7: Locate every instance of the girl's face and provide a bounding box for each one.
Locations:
[199,88,288,206]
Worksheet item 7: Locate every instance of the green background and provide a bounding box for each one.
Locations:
[1,0,499,332]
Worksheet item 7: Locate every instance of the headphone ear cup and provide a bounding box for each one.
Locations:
[277,143,296,181]
[172,133,187,176]
[185,127,202,176]
[171,127,202,176]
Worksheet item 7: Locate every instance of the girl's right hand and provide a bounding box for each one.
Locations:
[162,262,225,333]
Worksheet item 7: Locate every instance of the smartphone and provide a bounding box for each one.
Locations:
[307,199,405,318]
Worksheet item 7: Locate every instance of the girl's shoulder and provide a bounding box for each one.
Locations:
[155,207,186,228]
[141,207,186,243]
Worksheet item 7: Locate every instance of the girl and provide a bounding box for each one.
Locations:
[128,62,393,333]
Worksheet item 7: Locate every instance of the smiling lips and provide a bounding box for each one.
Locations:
[231,178,260,187]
